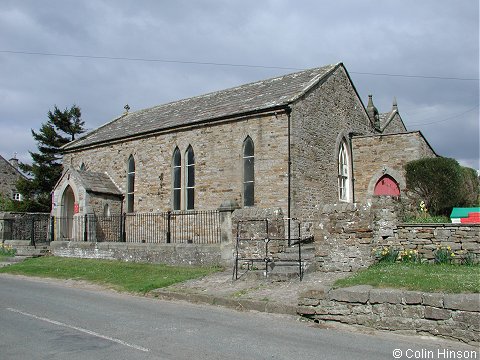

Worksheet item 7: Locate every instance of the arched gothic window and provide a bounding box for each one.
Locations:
[338,141,350,202]
[103,203,110,217]
[185,146,195,210]
[243,136,254,207]
[172,147,181,210]
[126,155,135,213]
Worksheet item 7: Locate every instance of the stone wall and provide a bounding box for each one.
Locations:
[392,224,480,263]
[0,212,51,243]
[63,111,290,215]
[315,203,375,272]
[290,66,374,220]
[298,286,479,345]
[314,197,479,271]
[232,207,287,262]
[50,241,226,266]
[352,131,436,204]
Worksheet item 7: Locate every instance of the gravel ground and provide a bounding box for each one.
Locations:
[158,269,350,307]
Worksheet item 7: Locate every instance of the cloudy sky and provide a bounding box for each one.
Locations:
[1,0,478,170]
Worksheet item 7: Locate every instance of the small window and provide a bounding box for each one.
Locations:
[126,155,135,213]
[185,146,195,210]
[103,204,111,217]
[172,147,181,210]
[79,163,86,171]
[243,136,254,206]
[338,141,350,202]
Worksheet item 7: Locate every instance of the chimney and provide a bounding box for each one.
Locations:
[366,95,380,131]
[9,153,19,170]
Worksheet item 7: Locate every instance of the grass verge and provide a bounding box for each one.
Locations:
[0,256,221,294]
[334,262,480,293]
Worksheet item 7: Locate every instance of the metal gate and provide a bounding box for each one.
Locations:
[233,218,312,281]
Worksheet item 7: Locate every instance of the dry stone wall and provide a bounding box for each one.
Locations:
[314,197,479,271]
[298,286,480,345]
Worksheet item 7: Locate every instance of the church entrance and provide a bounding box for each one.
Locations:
[60,185,75,239]
[374,175,400,196]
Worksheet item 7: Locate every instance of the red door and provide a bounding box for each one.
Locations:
[374,175,400,196]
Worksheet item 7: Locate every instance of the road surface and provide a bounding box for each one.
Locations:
[0,275,474,360]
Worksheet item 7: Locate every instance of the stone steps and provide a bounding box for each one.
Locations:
[237,242,316,281]
[3,240,50,257]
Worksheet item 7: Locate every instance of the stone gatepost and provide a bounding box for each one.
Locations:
[218,200,240,266]
[0,212,14,242]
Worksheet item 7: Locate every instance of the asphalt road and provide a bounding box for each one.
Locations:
[0,275,474,360]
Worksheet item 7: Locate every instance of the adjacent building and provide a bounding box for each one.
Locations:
[0,154,26,202]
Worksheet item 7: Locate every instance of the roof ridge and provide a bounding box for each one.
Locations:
[136,63,339,113]
[64,63,341,150]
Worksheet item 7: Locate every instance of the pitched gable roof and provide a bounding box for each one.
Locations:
[64,63,341,150]
[0,154,27,180]
[77,171,122,196]
[59,168,122,196]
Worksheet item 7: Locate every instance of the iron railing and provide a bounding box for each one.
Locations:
[52,209,222,244]
[9,214,51,246]
[233,218,309,281]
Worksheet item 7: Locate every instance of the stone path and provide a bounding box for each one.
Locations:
[150,269,349,314]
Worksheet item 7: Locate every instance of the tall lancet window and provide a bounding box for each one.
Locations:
[243,136,254,207]
[172,147,181,211]
[126,155,135,212]
[338,141,350,202]
[185,146,195,210]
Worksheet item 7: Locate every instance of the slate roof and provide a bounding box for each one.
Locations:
[74,170,122,196]
[64,63,341,150]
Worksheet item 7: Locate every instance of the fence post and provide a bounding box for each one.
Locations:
[166,211,171,243]
[121,213,126,242]
[84,214,88,242]
[50,216,55,243]
[30,217,35,247]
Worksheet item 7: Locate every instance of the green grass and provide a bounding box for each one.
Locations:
[403,215,450,223]
[334,262,480,293]
[0,256,221,294]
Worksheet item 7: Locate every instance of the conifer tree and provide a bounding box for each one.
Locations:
[17,105,85,211]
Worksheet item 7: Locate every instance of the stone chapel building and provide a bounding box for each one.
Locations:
[52,63,436,239]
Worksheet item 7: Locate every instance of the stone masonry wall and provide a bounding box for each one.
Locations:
[298,286,480,345]
[232,207,287,264]
[290,65,374,220]
[63,111,290,214]
[315,202,375,272]
[391,224,480,263]
[50,241,224,266]
[352,132,436,203]
[315,197,479,271]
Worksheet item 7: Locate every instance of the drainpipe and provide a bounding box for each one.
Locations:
[286,106,292,245]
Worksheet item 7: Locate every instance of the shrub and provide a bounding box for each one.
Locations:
[405,157,477,216]
[460,166,480,207]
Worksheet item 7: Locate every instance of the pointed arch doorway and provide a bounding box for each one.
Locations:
[374,175,400,197]
[61,185,76,239]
